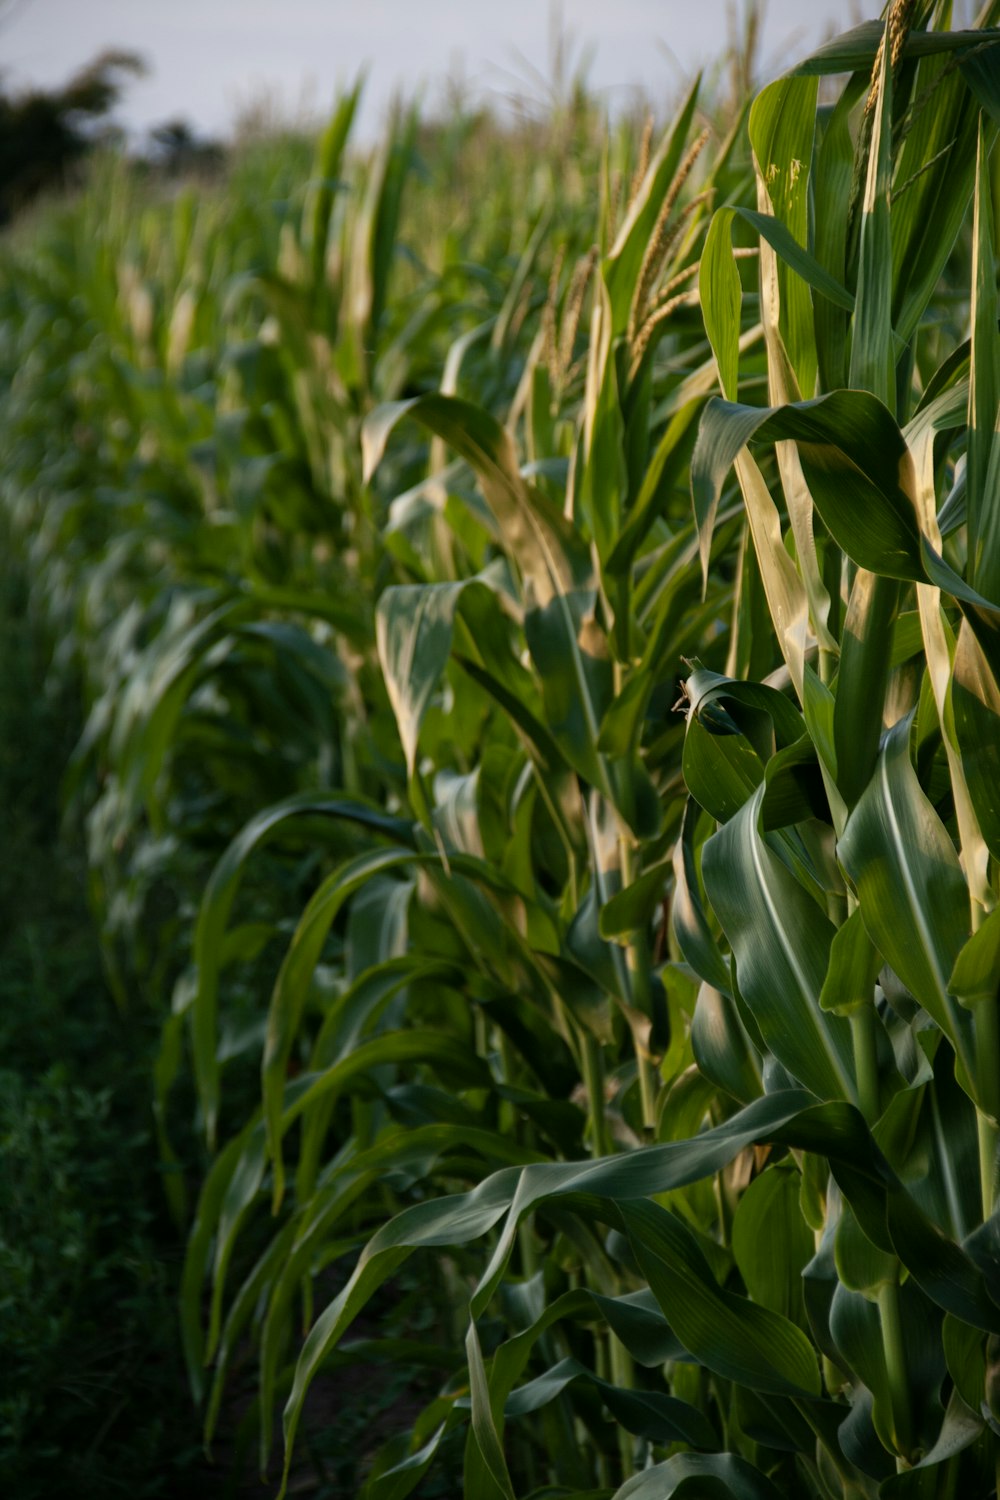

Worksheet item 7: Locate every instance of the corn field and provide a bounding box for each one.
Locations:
[5,4,1000,1496]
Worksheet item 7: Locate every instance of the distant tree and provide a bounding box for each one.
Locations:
[147,118,224,178]
[0,49,144,221]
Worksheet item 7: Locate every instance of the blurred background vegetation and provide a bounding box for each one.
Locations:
[0,37,665,1496]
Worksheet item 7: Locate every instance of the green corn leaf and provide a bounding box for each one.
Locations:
[363,394,590,602]
[577,276,627,570]
[108,595,247,821]
[214,1050,496,1403]
[263,848,424,1210]
[523,574,615,800]
[180,1119,258,1404]
[604,77,702,334]
[280,1176,520,1495]
[885,1184,1000,1331]
[284,1028,492,1135]
[731,1163,814,1326]
[682,711,765,823]
[192,792,414,1148]
[608,352,752,574]
[791,23,1000,77]
[465,1097,880,1314]
[364,1414,461,1500]
[700,208,742,402]
[622,1197,821,1396]
[748,71,843,652]
[501,1354,715,1445]
[921,539,1000,685]
[305,82,361,296]
[701,782,856,1103]
[375,577,518,833]
[892,50,984,347]
[875,1050,980,1245]
[672,800,732,994]
[962,38,1000,124]
[891,611,925,668]
[879,1389,985,1496]
[452,585,570,776]
[833,569,901,809]
[611,1452,784,1500]
[464,1283,710,1500]
[681,668,805,824]
[203,1219,298,1449]
[277,1086,1000,1492]
[849,22,894,407]
[951,589,1000,872]
[834,1199,897,1296]
[759,735,830,832]
[733,206,854,313]
[263,1125,539,1473]
[593,1286,686,1366]
[828,1285,894,1457]
[967,116,1000,594]
[598,858,670,939]
[363,394,622,805]
[347,104,416,384]
[693,391,924,584]
[819,907,881,1019]
[376,582,468,779]
[838,716,975,1081]
[813,75,861,390]
[950,905,1000,1008]
[684,667,806,748]
[691,984,763,1104]
[943,1314,988,1413]
[748,74,819,400]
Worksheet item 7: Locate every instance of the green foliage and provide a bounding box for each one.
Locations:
[6,5,1000,1497]
[0,521,206,1498]
[0,1066,182,1496]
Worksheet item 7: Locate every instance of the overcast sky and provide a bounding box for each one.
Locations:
[1,0,899,142]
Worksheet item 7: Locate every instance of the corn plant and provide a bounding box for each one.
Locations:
[677,1,1000,1491]
[179,77,756,1496]
[6,5,1000,1497]
[177,8,1000,1500]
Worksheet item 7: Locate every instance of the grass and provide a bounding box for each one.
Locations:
[0,514,207,1496]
